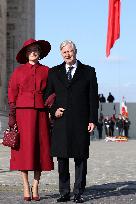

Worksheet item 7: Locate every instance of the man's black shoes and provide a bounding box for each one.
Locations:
[74,194,85,203]
[56,193,85,203]
[57,194,70,202]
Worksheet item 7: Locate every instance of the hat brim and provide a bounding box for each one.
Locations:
[16,40,51,64]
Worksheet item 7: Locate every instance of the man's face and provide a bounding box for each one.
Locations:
[61,43,76,66]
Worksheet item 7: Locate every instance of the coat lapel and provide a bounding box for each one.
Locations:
[70,60,83,85]
[56,63,69,87]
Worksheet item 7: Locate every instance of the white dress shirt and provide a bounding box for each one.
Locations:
[65,61,77,78]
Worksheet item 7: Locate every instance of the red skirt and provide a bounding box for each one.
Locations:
[10,108,54,171]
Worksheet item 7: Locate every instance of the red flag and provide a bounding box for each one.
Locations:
[106,0,121,57]
[120,97,128,118]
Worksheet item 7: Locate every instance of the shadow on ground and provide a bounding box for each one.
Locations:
[0,181,136,203]
[83,181,136,202]
[36,181,136,202]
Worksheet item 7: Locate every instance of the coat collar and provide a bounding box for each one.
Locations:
[26,62,40,69]
[57,60,84,87]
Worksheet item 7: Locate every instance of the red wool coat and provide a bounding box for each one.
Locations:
[8,62,54,171]
[8,62,49,108]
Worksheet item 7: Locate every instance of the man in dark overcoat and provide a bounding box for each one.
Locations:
[44,40,98,203]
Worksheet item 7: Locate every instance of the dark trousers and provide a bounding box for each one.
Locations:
[98,129,102,139]
[124,128,129,137]
[118,128,123,136]
[57,157,87,196]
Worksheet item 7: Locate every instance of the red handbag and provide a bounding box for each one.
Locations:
[2,127,20,149]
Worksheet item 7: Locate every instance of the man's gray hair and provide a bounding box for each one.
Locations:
[60,40,77,53]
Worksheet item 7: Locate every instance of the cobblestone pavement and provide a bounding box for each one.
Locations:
[1,140,136,203]
[1,112,136,203]
[0,189,136,204]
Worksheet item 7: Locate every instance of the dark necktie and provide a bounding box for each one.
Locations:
[67,66,73,81]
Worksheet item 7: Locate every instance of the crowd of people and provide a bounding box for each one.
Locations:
[97,113,131,139]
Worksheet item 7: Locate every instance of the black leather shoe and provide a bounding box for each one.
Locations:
[57,194,70,202]
[74,194,85,203]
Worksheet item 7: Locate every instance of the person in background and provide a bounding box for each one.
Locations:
[8,38,54,201]
[107,92,115,103]
[104,116,111,137]
[97,113,104,139]
[110,115,116,136]
[99,94,106,103]
[44,40,98,203]
[116,114,124,136]
[123,116,131,137]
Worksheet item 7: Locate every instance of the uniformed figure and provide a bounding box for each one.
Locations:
[44,40,98,203]
[110,115,116,136]
[123,116,131,137]
[97,113,104,139]
[116,114,124,136]
[8,38,54,201]
[104,116,112,136]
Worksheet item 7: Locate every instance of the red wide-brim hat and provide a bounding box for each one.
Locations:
[16,38,51,64]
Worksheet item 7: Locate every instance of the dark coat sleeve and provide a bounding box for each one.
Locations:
[44,69,57,118]
[89,68,99,125]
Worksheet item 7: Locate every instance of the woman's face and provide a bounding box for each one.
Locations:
[26,44,40,63]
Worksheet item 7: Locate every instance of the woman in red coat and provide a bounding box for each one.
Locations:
[8,38,54,201]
